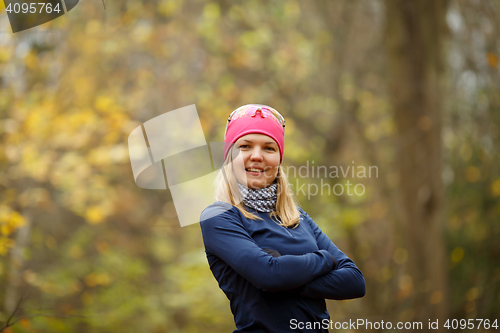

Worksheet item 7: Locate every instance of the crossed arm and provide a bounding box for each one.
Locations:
[294,209,365,300]
[200,205,335,292]
[200,203,365,299]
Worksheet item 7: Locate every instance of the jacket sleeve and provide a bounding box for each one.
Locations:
[298,209,366,300]
[200,202,335,292]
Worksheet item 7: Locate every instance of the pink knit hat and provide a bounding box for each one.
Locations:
[224,105,285,163]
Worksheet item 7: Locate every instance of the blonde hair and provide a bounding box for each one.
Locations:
[213,146,301,228]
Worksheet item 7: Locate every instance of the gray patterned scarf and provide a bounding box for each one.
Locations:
[237,181,278,213]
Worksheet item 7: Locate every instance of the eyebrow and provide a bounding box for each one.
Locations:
[241,139,277,145]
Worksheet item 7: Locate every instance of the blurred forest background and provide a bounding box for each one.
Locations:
[0,0,499,332]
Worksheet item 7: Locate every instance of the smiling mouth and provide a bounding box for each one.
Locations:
[246,168,264,173]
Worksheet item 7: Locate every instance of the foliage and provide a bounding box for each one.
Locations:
[0,0,498,331]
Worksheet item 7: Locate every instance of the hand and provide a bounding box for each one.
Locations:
[263,248,281,258]
[330,253,338,270]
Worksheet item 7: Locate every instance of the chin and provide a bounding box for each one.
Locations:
[248,181,267,189]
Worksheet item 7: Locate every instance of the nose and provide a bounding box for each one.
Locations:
[250,147,264,161]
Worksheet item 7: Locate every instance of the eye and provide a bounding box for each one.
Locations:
[265,146,276,151]
[238,144,250,149]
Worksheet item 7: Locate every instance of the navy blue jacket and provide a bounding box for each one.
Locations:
[200,201,365,333]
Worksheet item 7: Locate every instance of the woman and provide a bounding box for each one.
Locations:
[200,104,365,333]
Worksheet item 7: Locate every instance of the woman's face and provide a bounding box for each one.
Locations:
[231,133,280,189]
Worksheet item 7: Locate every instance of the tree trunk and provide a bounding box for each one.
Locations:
[384,0,450,327]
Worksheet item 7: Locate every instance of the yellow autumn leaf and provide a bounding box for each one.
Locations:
[0,205,11,221]
[9,211,26,228]
[24,52,38,70]
[85,206,105,224]
[95,95,114,112]
[466,166,480,183]
[0,224,10,236]
[0,209,26,236]
[0,48,11,62]
[491,179,500,197]
[87,147,111,166]
[487,52,498,69]
[451,246,464,263]
[0,237,14,256]
[158,0,178,17]
[95,272,111,286]
[84,272,111,286]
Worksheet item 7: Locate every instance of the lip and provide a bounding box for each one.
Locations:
[246,171,262,177]
[245,167,265,176]
[246,166,265,171]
